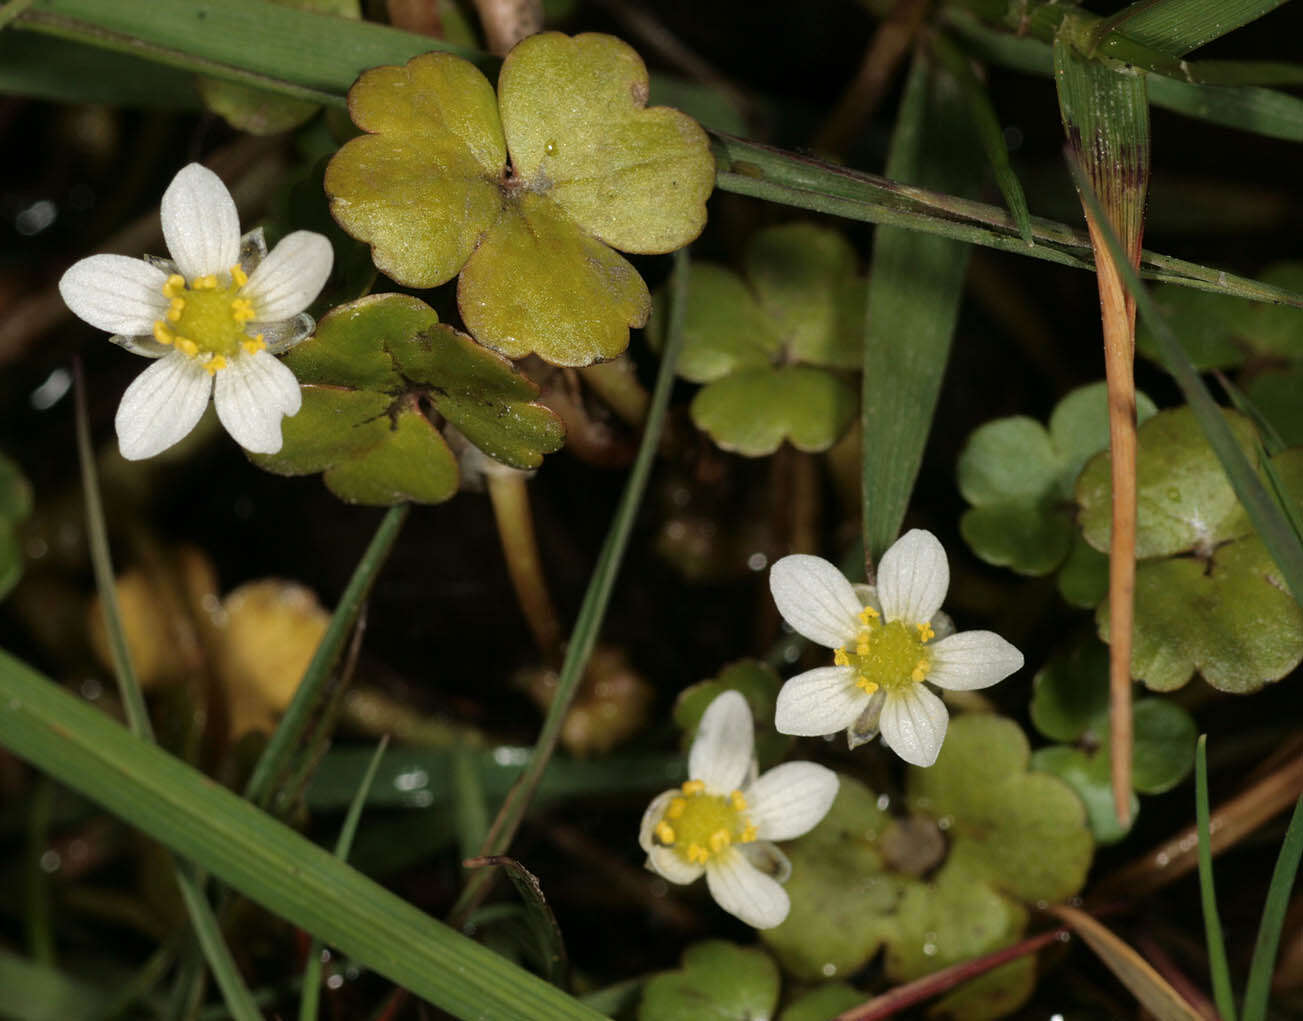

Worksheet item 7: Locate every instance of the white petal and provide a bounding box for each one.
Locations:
[213,350,302,454]
[689,691,753,793]
[243,231,334,321]
[738,841,791,884]
[927,631,1024,691]
[746,762,839,841]
[878,685,949,767]
[161,163,241,280]
[773,666,865,737]
[705,847,790,929]
[770,554,864,648]
[114,352,212,460]
[876,529,950,625]
[59,255,168,336]
[646,845,704,886]
[638,789,677,854]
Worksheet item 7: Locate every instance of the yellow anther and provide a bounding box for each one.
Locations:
[833,648,850,667]
[153,321,174,345]
[681,780,705,796]
[856,677,879,695]
[730,790,747,811]
[192,274,218,290]
[741,824,757,843]
[175,337,199,358]
[162,274,186,298]
[666,798,686,820]
[708,829,731,853]
[203,355,227,374]
[230,297,256,324]
[686,844,709,865]
[859,606,879,622]
[166,297,186,322]
[856,640,871,656]
[918,622,935,642]
[655,821,676,845]
[229,263,248,287]
[242,335,266,354]
[911,659,929,683]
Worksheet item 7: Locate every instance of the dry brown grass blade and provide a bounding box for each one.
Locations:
[1048,905,1203,1021]
[1094,746,1303,902]
[1054,22,1151,825]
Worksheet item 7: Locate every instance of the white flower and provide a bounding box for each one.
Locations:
[769,529,1024,768]
[639,690,838,929]
[58,163,333,460]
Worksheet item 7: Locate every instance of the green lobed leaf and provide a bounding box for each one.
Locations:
[1076,406,1258,559]
[672,660,789,768]
[958,383,1156,576]
[1030,745,1138,845]
[254,294,563,502]
[1057,534,1111,609]
[1129,698,1198,794]
[1245,365,1303,448]
[778,983,864,1021]
[638,941,780,1021]
[1030,638,1112,743]
[690,366,858,457]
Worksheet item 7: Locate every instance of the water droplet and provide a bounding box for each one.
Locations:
[922,941,938,957]
[80,678,103,701]
[1156,851,1171,867]
[544,140,558,156]
[39,850,61,873]
[326,974,344,990]
[494,746,530,766]
[821,962,837,977]
[936,815,953,831]
[876,794,891,810]
[747,552,768,572]
[393,768,428,791]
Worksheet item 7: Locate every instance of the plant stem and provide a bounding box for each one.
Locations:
[487,470,564,666]
[578,358,650,428]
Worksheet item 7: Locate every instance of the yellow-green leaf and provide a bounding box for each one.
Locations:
[689,366,857,456]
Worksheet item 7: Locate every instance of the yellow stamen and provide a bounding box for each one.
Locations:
[681,780,705,796]
[230,297,256,325]
[230,263,248,287]
[203,355,227,374]
[833,648,850,667]
[730,790,747,811]
[153,322,174,345]
[655,821,676,845]
[242,335,266,355]
[911,659,929,683]
[918,622,935,642]
[166,297,186,322]
[162,274,186,298]
[686,844,709,865]
[856,677,879,695]
[175,337,199,358]
[855,639,870,656]
[741,824,757,842]
[708,829,731,853]
[666,798,686,820]
[859,606,879,623]
[192,274,218,290]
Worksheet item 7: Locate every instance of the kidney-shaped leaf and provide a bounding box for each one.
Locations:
[690,366,857,457]
[638,940,780,1021]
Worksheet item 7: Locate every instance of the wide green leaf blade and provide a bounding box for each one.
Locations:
[1099,0,1289,57]
[861,52,972,561]
[0,650,603,1021]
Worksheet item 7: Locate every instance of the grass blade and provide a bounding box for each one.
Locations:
[1243,795,1303,1021]
[860,52,972,562]
[244,504,408,811]
[0,650,605,1020]
[1067,158,1303,608]
[299,737,388,1021]
[0,31,198,105]
[1196,736,1238,1021]
[465,856,569,987]
[74,364,262,1021]
[1048,904,1202,1020]
[1093,0,1289,57]
[450,247,690,925]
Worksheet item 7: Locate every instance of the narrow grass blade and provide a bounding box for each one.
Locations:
[1049,904,1203,1020]
[0,0,37,31]
[1093,0,1289,57]
[74,365,262,1021]
[0,32,198,106]
[450,248,690,925]
[465,856,569,987]
[453,744,490,865]
[0,651,605,1020]
[299,738,388,1021]
[1217,372,1289,455]
[946,12,1303,143]
[25,779,55,964]
[931,31,1033,244]
[1055,19,1151,827]
[1068,159,1303,608]
[244,504,408,811]
[1196,736,1238,1021]
[1243,795,1303,1021]
[861,53,972,563]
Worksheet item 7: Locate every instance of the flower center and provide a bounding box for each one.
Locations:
[652,780,757,865]
[833,607,933,695]
[152,266,266,374]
